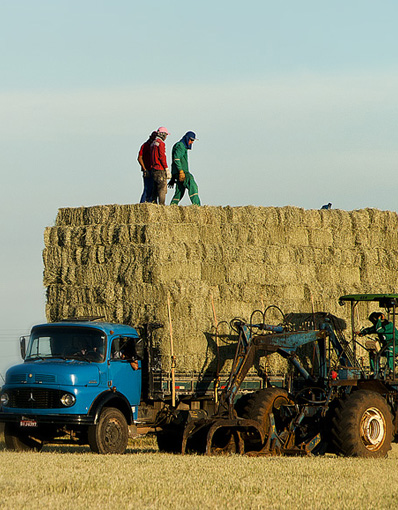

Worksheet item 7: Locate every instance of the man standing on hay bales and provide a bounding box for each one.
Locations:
[150,126,171,205]
[169,131,201,206]
[137,130,157,203]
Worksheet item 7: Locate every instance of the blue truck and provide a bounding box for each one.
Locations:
[0,320,144,453]
[0,317,273,453]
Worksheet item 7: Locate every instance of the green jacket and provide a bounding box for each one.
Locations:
[361,319,398,346]
[171,141,190,176]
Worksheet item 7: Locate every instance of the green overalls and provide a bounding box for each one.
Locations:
[170,141,201,206]
[361,319,398,371]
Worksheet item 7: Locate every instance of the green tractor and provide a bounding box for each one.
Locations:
[182,294,398,457]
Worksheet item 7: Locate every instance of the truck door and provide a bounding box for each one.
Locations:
[108,336,142,407]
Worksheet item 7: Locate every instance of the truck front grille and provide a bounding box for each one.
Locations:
[7,388,65,409]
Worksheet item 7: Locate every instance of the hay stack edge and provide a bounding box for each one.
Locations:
[43,204,398,375]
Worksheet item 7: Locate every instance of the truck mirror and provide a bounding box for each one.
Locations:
[20,336,26,360]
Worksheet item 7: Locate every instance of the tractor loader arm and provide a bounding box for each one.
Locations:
[218,323,328,414]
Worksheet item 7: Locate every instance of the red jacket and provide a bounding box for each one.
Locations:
[150,136,168,171]
[138,140,152,171]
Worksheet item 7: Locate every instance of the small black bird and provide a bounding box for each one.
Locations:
[321,203,332,210]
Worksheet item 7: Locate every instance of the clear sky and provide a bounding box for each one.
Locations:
[0,0,397,377]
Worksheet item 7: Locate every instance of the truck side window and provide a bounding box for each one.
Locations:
[111,337,138,361]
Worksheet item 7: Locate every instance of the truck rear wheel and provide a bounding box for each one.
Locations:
[239,388,291,450]
[157,423,191,453]
[332,390,393,458]
[4,423,43,452]
[88,407,128,454]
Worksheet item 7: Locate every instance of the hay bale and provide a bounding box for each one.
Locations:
[44,205,398,376]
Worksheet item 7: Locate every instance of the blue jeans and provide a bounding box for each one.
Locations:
[140,174,154,203]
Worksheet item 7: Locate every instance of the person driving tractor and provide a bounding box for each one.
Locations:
[359,312,398,371]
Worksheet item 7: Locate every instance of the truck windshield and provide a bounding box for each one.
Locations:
[25,326,106,362]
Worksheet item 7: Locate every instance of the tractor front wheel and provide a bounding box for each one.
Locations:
[239,388,291,451]
[332,390,393,458]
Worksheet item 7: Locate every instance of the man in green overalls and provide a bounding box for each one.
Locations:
[169,131,201,205]
[359,312,398,371]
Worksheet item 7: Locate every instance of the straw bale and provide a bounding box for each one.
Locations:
[149,261,201,283]
[351,209,372,229]
[303,209,324,229]
[381,252,398,271]
[43,227,58,247]
[198,242,224,261]
[56,227,72,246]
[198,224,222,244]
[201,263,227,285]
[308,229,334,248]
[126,203,175,225]
[55,207,84,226]
[332,230,355,249]
[84,205,110,225]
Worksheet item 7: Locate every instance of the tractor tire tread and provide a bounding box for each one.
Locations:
[331,390,393,458]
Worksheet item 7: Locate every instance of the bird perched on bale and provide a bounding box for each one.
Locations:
[321,203,332,210]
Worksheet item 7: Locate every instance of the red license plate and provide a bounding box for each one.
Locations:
[20,419,37,427]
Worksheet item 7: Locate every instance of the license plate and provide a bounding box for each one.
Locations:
[20,419,37,427]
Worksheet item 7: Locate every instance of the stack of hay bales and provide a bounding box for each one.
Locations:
[43,204,398,375]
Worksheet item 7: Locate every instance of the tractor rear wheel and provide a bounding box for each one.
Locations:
[331,390,393,458]
[239,388,291,451]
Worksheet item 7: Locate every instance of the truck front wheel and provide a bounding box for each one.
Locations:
[332,390,393,458]
[88,407,128,454]
[4,423,43,452]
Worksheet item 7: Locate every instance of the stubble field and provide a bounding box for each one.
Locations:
[1,430,398,510]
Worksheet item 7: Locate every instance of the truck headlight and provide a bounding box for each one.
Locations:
[60,393,76,407]
[0,393,9,406]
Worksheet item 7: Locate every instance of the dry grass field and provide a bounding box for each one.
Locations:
[1,429,398,510]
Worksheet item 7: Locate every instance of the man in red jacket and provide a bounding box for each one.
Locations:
[137,130,157,203]
[150,126,171,205]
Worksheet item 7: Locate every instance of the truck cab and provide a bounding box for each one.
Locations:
[0,320,142,453]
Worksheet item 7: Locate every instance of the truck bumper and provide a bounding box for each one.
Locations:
[0,412,94,426]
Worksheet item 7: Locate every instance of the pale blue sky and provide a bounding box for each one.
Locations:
[1,1,397,376]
